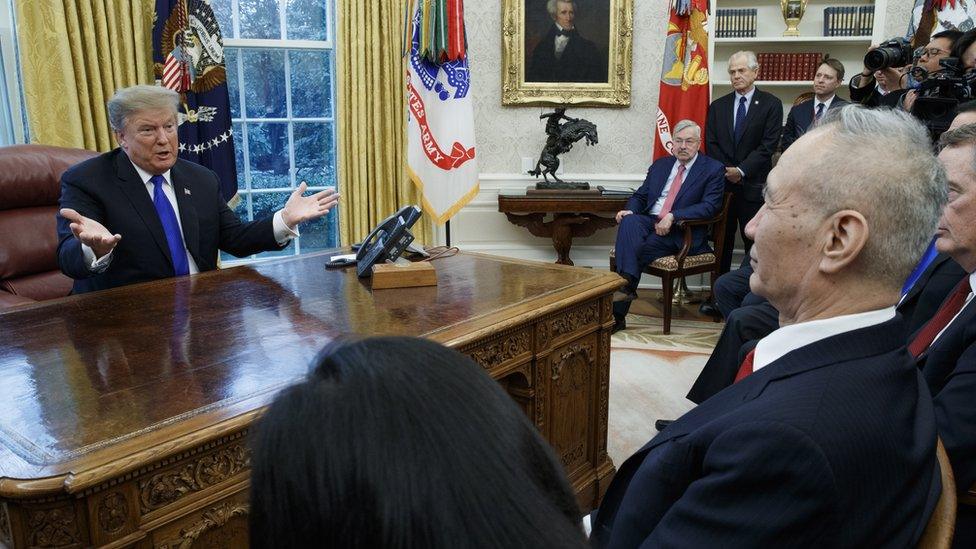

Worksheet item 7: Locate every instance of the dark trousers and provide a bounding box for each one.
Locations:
[714,258,754,318]
[612,214,694,320]
[719,190,763,274]
[686,300,780,404]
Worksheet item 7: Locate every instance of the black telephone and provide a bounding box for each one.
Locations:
[355,205,423,277]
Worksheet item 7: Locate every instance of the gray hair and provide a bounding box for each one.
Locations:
[672,119,701,138]
[939,124,976,175]
[799,106,946,287]
[107,85,180,131]
[546,0,577,18]
[729,51,759,71]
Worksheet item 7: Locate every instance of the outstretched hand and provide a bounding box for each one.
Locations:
[60,208,121,258]
[281,182,340,229]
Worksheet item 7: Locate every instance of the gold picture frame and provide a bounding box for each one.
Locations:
[502,0,633,107]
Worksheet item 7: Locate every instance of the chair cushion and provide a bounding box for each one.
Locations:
[0,205,60,278]
[0,290,35,309]
[1,270,72,301]
[649,253,717,272]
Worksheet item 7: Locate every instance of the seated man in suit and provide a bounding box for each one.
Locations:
[591,107,943,547]
[611,120,725,332]
[910,124,976,546]
[780,57,847,151]
[56,85,339,294]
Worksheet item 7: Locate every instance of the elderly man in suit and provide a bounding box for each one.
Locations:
[909,123,976,546]
[591,107,944,547]
[611,119,725,332]
[705,51,783,277]
[56,85,339,294]
[780,57,848,151]
[526,0,606,83]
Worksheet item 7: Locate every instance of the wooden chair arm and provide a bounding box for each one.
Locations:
[673,213,723,267]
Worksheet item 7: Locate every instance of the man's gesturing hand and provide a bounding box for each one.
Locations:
[281,182,340,228]
[60,208,121,258]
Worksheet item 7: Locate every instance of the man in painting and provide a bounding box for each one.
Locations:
[526,0,608,83]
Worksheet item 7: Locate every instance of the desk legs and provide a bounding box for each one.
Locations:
[503,212,617,266]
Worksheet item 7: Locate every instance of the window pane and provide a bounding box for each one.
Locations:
[220,194,253,262]
[232,122,246,189]
[246,122,290,189]
[242,49,287,118]
[212,0,234,39]
[252,192,293,258]
[293,122,334,187]
[289,50,332,118]
[299,208,339,252]
[226,48,241,118]
[286,0,328,41]
[239,0,280,39]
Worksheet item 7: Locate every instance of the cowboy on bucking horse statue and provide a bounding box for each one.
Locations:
[529,107,599,188]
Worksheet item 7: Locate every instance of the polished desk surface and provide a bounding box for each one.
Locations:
[0,251,620,497]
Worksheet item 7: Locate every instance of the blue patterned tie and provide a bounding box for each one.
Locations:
[150,175,190,276]
[814,102,825,124]
[734,95,747,143]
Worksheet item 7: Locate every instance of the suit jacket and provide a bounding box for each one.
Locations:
[705,88,783,202]
[526,26,607,83]
[57,149,283,294]
[900,254,968,337]
[624,154,725,253]
[780,96,849,151]
[592,317,939,548]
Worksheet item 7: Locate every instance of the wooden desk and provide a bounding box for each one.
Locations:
[498,191,631,265]
[0,252,622,548]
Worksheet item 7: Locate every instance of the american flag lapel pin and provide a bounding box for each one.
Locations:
[184,188,191,195]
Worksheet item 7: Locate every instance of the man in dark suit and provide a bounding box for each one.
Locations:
[57,85,339,294]
[526,0,606,83]
[705,51,783,276]
[780,57,848,151]
[591,107,942,547]
[611,120,725,332]
[910,124,976,546]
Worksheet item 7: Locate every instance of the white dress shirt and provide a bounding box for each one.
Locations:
[812,94,835,124]
[752,306,897,372]
[649,153,698,216]
[553,24,570,59]
[83,157,298,272]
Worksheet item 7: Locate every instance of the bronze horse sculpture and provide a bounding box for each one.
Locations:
[529,108,599,184]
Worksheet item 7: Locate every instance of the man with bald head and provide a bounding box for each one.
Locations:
[591,107,942,547]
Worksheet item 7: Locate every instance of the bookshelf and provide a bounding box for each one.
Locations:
[709,0,888,117]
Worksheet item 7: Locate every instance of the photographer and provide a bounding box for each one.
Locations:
[849,38,911,107]
[903,30,963,112]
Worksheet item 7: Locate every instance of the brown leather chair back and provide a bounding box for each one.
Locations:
[0,144,98,306]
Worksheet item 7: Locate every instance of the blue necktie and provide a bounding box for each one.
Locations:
[734,95,747,143]
[814,102,825,124]
[150,175,190,276]
[902,237,940,296]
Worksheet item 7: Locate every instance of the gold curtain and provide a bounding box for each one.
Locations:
[336,0,432,245]
[15,0,154,151]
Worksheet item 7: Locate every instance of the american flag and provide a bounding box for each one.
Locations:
[161,1,191,92]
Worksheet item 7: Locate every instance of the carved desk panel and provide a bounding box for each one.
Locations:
[0,252,622,548]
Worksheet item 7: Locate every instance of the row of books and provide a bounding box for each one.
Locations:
[715,9,757,38]
[823,6,874,36]
[756,53,824,82]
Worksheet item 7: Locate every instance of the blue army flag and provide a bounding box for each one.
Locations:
[153,0,238,202]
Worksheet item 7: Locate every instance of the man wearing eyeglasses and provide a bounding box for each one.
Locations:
[903,30,964,113]
[610,120,725,332]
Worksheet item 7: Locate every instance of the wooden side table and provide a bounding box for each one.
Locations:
[498,190,631,265]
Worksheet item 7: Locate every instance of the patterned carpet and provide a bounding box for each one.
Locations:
[607,314,723,467]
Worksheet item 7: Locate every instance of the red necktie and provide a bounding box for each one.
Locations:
[734,348,756,383]
[908,277,972,357]
[658,164,686,219]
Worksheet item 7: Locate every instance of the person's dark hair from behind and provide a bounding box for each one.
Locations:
[932,29,963,46]
[249,336,586,549]
[950,28,976,68]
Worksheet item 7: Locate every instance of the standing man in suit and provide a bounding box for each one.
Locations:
[591,107,943,547]
[526,0,607,83]
[780,57,847,151]
[611,120,725,332]
[910,123,976,546]
[57,85,339,294]
[705,51,782,277]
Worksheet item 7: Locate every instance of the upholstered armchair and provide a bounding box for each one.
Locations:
[0,144,97,309]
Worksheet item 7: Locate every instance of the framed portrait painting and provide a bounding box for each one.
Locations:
[502,0,633,106]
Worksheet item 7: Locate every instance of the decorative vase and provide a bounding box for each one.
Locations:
[780,0,808,37]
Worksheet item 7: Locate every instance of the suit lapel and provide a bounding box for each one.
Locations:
[800,100,815,132]
[672,155,703,204]
[170,162,200,263]
[113,152,174,266]
[902,254,950,307]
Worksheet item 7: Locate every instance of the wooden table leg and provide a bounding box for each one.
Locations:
[503,212,618,266]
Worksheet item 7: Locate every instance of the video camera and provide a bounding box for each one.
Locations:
[911,57,976,139]
[863,37,914,72]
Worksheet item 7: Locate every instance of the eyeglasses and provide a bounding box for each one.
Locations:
[673,138,700,146]
[918,47,948,58]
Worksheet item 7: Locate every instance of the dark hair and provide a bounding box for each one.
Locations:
[820,56,846,81]
[950,29,976,67]
[249,336,586,549]
[932,29,963,46]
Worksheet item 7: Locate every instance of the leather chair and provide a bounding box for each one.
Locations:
[0,144,97,309]
[610,192,733,335]
[918,438,956,548]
